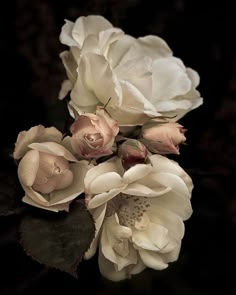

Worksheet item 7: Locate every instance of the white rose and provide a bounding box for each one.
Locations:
[13,125,92,212]
[84,154,193,281]
[59,15,203,126]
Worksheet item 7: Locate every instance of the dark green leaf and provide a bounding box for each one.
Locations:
[20,201,95,273]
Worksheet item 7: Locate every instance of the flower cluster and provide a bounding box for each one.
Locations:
[12,15,202,281]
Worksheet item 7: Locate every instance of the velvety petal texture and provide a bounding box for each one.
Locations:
[13,125,93,212]
[84,154,193,280]
[59,15,203,126]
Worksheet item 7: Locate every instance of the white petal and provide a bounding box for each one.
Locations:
[132,223,169,251]
[121,35,172,65]
[139,249,168,270]
[71,53,122,111]
[155,172,191,198]
[107,34,135,68]
[115,57,153,98]
[101,216,136,271]
[89,172,124,194]
[98,28,124,57]
[149,191,192,221]
[147,203,185,240]
[49,161,91,205]
[18,150,39,187]
[151,57,191,103]
[28,142,78,162]
[123,163,152,183]
[84,203,107,259]
[84,160,119,191]
[58,79,73,100]
[72,15,113,47]
[98,250,129,281]
[59,50,78,84]
[59,19,78,47]
[88,188,123,209]
[22,195,70,212]
[13,125,62,160]
[123,183,170,197]
[149,154,193,193]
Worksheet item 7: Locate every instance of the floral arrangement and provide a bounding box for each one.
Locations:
[9,15,203,281]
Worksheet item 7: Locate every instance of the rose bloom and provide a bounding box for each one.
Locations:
[70,107,119,158]
[59,15,203,126]
[13,125,91,212]
[84,154,193,281]
[142,121,187,154]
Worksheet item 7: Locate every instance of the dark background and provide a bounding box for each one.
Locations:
[0,0,235,294]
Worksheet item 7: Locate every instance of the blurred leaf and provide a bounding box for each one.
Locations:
[20,201,95,273]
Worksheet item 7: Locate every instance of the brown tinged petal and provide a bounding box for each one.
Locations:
[118,139,148,170]
[142,122,186,155]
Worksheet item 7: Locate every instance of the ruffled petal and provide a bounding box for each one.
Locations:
[13,125,62,160]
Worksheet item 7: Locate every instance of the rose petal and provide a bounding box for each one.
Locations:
[59,19,78,47]
[13,125,62,160]
[85,203,107,259]
[139,249,168,270]
[151,57,191,103]
[71,53,122,112]
[18,150,39,186]
[88,188,124,209]
[72,15,113,47]
[28,142,78,162]
[132,222,169,251]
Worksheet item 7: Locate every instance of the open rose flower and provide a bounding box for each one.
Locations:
[84,154,193,281]
[13,125,91,212]
[59,15,203,126]
[141,121,187,154]
[70,107,119,158]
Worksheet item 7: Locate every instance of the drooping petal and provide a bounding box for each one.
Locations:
[89,172,124,194]
[85,203,107,259]
[139,249,168,270]
[123,163,152,183]
[28,142,78,162]
[88,188,124,209]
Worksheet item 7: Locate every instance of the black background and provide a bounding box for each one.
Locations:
[0,0,235,294]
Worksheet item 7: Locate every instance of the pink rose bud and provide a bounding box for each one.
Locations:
[142,122,187,155]
[32,152,73,194]
[118,139,148,170]
[70,107,119,158]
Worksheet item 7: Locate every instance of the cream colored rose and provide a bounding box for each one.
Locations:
[70,107,119,158]
[59,15,203,126]
[13,125,91,212]
[84,154,193,281]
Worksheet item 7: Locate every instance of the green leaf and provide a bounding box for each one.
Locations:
[19,201,95,273]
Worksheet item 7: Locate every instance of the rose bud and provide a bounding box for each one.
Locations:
[70,107,119,158]
[118,139,148,170]
[142,122,187,154]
